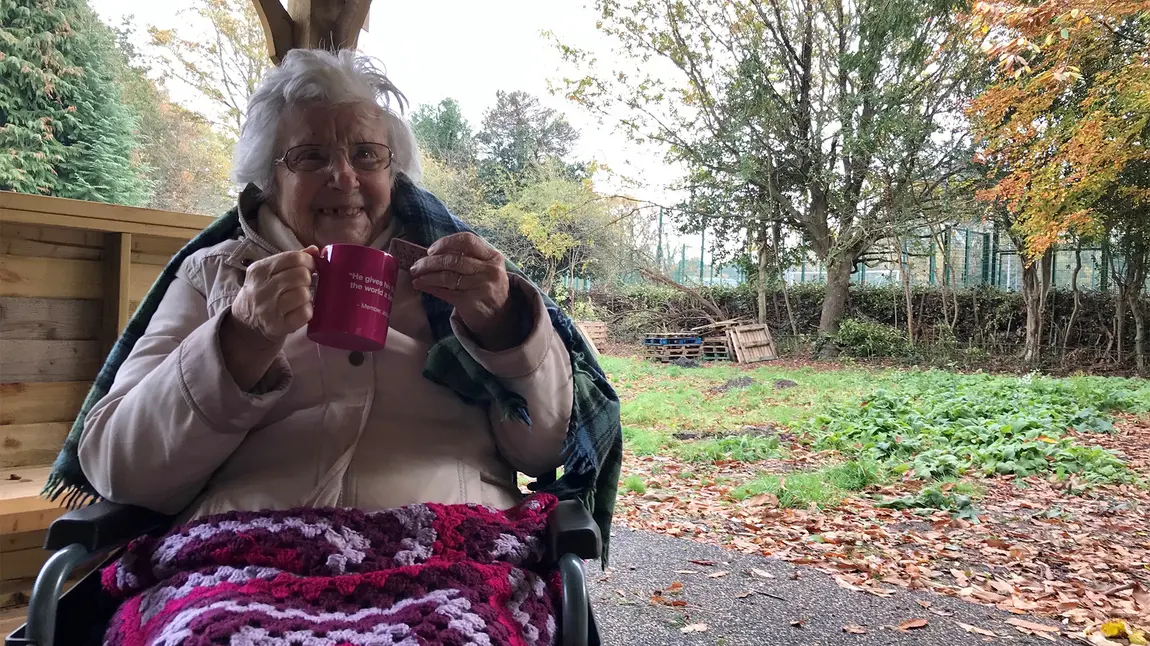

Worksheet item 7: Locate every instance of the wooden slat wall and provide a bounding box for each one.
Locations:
[0,225,106,396]
[0,225,188,472]
[0,200,207,599]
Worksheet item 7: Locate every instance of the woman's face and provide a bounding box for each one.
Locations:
[270,102,393,248]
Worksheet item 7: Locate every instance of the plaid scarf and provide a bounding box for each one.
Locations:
[43,174,622,563]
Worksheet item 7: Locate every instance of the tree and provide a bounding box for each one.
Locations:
[968,0,1150,363]
[112,20,236,215]
[0,0,148,205]
[412,95,642,302]
[412,98,476,168]
[555,0,983,347]
[147,0,272,139]
[419,150,488,219]
[1100,159,1150,373]
[476,90,581,206]
[969,0,1150,257]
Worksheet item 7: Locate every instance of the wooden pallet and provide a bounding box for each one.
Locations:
[726,324,778,363]
[642,332,704,346]
[575,321,607,355]
[575,321,608,348]
[644,343,703,362]
[701,336,732,360]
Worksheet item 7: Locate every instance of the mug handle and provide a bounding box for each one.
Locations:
[308,245,328,296]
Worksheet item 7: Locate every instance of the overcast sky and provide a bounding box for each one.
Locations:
[91,1,696,227]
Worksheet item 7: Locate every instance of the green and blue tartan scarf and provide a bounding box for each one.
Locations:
[43,174,623,562]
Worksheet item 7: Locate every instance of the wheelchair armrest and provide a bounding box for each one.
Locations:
[45,501,172,552]
[547,499,601,561]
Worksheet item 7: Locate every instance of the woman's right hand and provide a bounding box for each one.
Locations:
[229,247,319,344]
[220,247,317,392]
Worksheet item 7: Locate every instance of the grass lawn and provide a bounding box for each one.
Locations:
[603,355,902,433]
[603,354,1150,500]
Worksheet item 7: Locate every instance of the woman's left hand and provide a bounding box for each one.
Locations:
[410,232,525,351]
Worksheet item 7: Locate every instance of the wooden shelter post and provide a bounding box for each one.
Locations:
[252,0,372,63]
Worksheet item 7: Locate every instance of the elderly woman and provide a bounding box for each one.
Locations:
[77,51,577,519]
[67,49,618,646]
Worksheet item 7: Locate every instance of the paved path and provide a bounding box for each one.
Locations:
[587,527,1071,645]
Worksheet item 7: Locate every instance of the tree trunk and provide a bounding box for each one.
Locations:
[817,256,853,344]
[1063,241,1082,357]
[898,239,915,344]
[1121,245,1147,374]
[1112,256,1125,364]
[1130,295,1145,374]
[569,261,576,314]
[1021,275,1041,364]
[757,224,770,324]
[1115,294,1126,364]
[543,261,556,295]
[773,222,798,336]
[930,227,955,329]
[1019,250,1051,365]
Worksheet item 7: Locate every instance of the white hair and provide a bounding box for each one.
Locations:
[231,49,422,192]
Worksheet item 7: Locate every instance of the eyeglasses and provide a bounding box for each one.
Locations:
[274,143,394,174]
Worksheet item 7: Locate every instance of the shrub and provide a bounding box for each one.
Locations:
[833,318,911,358]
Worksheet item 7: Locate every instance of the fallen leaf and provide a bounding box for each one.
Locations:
[898,618,929,632]
[666,582,684,594]
[1133,585,1150,609]
[951,568,970,586]
[1005,618,1059,641]
[735,591,752,599]
[674,570,698,574]
[917,600,933,609]
[749,568,775,579]
[1101,619,1130,638]
[614,589,626,598]
[990,579,1015,595]
[956,622,998,637]
[650,592,688,607]
[843,624,868,634]
[707,570,730,579]
[747,493,779,507]
[1005,618,1059,633]
[688,560,714,567]
[609,410,1150,633]
[680,623,708,634]
[790,618,806,628]
[1086,630,1125,646]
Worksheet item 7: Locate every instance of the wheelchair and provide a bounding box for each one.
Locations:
[5,498,602,646]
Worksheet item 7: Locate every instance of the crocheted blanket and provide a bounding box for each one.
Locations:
[101,495,561,646]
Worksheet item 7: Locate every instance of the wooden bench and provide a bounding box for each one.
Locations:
[0,466,64,634]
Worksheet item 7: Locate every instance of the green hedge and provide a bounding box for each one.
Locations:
[588,282,1145,365]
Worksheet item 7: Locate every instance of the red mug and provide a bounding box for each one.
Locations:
[306,244,399,352]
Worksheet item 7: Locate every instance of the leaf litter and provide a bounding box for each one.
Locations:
[614,415,1150,632]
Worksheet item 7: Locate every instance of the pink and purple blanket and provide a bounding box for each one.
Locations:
[100,494,561,646]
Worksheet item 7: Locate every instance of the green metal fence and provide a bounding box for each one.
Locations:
[783,225,1149,292]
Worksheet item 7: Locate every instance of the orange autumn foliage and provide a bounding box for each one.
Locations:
[967,0,1150,258]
